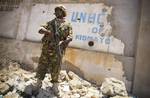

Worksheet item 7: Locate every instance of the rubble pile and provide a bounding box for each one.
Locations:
[0,60,133,98]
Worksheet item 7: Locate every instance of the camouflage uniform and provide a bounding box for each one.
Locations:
[36,18,73,83]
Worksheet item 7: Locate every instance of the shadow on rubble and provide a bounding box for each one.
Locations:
[21,84,55,98]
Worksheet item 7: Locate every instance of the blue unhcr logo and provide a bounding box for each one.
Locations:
[71,11,106,25]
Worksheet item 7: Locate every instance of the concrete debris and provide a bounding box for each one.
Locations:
[4,92,20,98]
[101,78,128,97]
[0,60,132,98]
[0,82,10,95]
[110,95,132,98]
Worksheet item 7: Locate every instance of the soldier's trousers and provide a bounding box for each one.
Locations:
[36,46,61,83]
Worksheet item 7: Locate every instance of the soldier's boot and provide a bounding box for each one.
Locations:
[32,79,42,96]
[52,83,61,97]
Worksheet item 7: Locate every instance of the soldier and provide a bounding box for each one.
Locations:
[33,5,73,97]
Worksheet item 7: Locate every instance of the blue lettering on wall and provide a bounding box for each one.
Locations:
[75,34,111,44]
[97,13,106,24]
[91,26,103,33]
[82,35,87,41]
[99,37,104,43]
[71,11,111,45]
[71,11,78,22]
[88,13,96,24]
[75,34,98,42]
[75,34,81,40]
[80,12,87,23]
[92,27,98,33]
[71,11,106,24]
[87,36,93,41]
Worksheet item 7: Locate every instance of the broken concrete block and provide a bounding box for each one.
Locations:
[69,79,83,89]
[68,71,80,80]
[101,78,128,97]
[4,92,20,98]
[82,80,91,87]
[60,83,70,92]
[0,82,10,95]
[0,74,8,82]
[110,95,132,98]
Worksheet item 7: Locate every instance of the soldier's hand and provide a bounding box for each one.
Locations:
[59,40,68,49]
[38,28,51,35]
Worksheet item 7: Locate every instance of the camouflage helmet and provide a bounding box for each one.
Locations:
[54,5,67,17]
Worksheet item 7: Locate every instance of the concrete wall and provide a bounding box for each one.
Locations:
[106,0,140,57]
[0,0,140,56]
[0,0,141,93]
[0,0,23,39]
[133,0,150,97]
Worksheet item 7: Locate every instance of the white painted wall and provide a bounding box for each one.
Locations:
[25,4,124,55]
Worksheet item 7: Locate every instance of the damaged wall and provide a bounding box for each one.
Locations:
[0,0,139,56]
[24,3,125,55]
[0,0,140,93]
